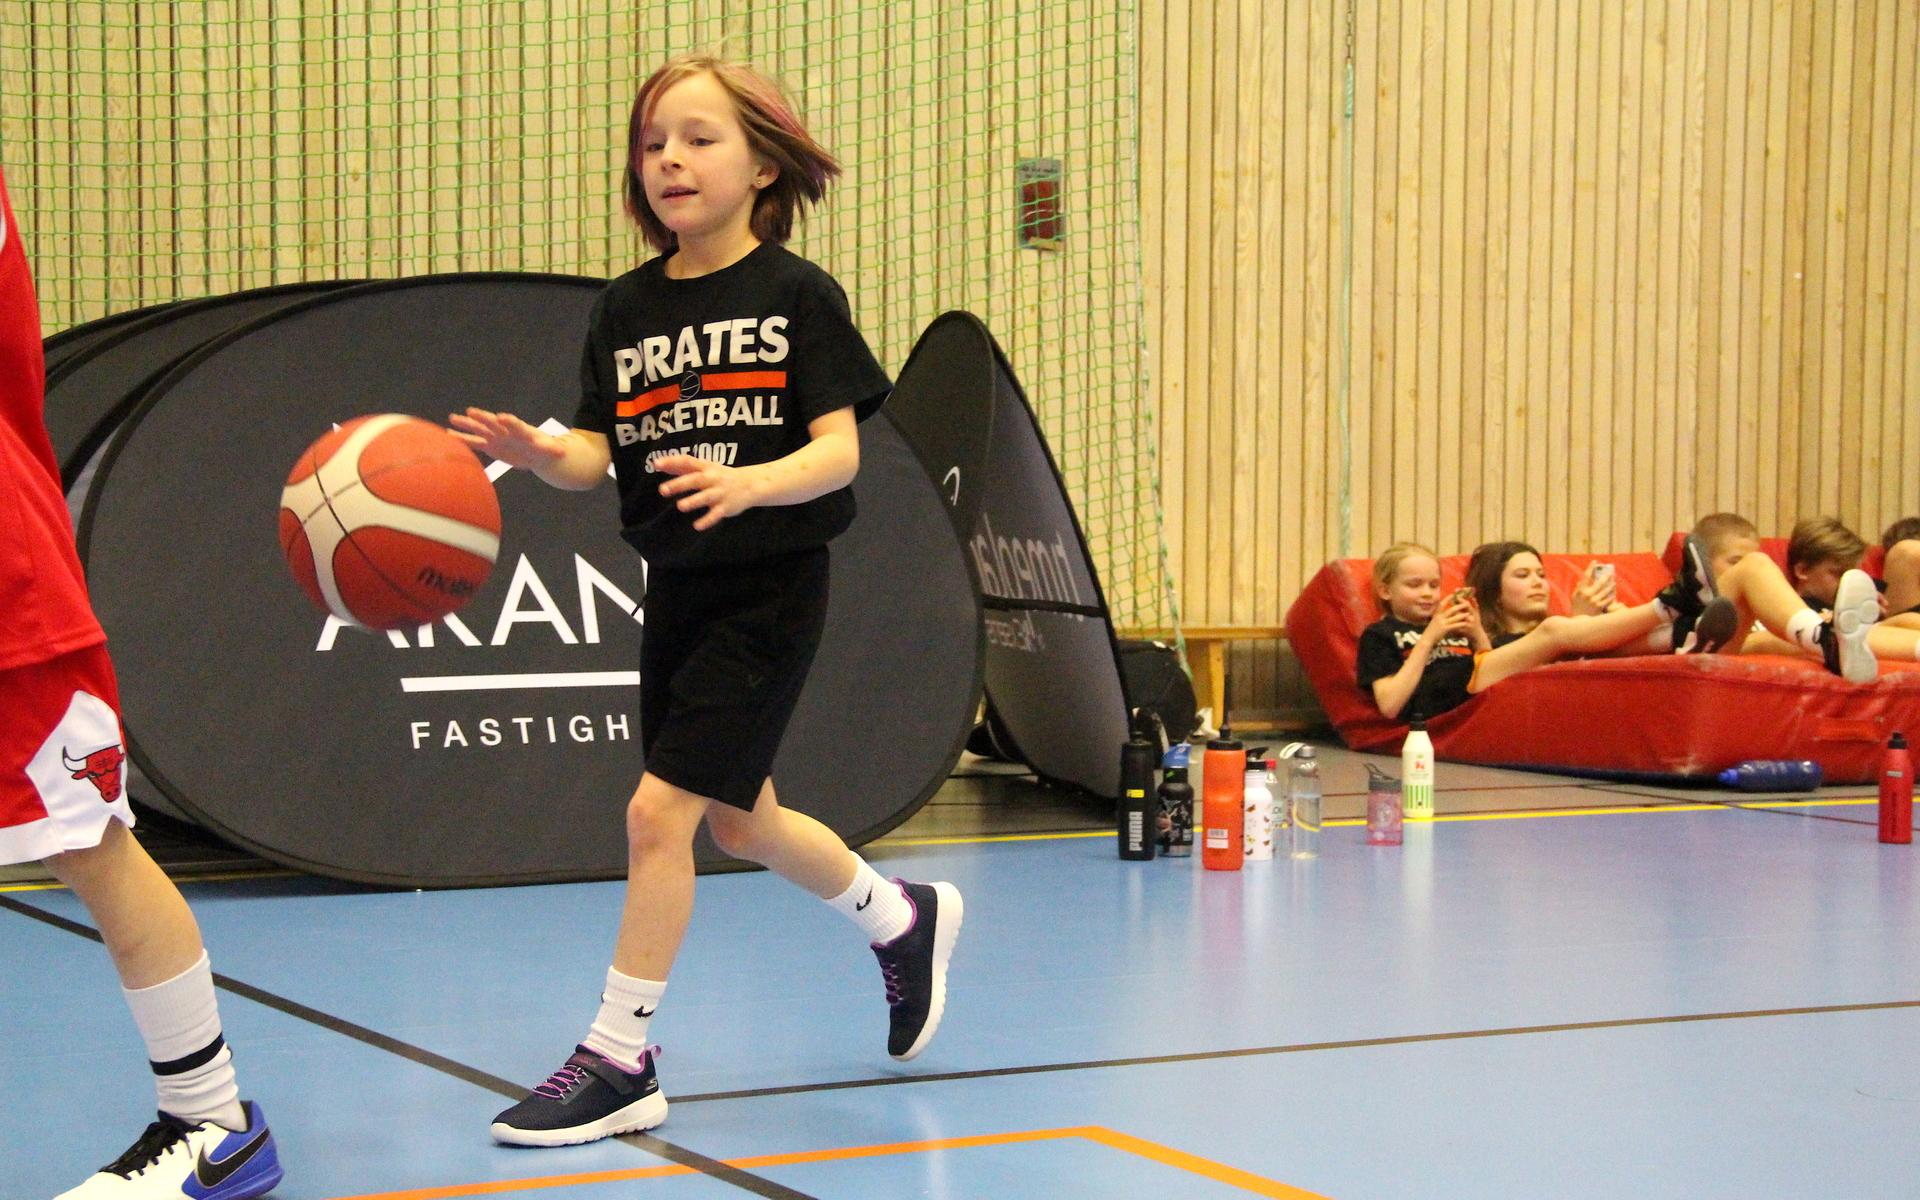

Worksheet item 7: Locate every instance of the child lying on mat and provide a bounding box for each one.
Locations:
[1678,513,1920,676]
[1466,540,1663,649]
[1356,542,1728,721]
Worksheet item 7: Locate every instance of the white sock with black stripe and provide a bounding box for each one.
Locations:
[123,951,244,1130]
[826,858,913,944]
[583,967,665,1071]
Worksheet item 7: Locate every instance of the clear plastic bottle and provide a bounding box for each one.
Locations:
[1288,746,1321,859]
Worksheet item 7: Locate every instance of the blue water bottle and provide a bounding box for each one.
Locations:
[1715,759,1823,792]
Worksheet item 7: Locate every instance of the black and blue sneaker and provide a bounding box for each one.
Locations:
[872,879,964,1061]
[57,1101,282,1199]
[490,1045,667,1147]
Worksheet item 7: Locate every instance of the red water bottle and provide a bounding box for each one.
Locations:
[1879,732,1912,845]
[1201,737,1245,870]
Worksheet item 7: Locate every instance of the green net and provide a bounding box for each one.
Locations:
[0,0,1178,631]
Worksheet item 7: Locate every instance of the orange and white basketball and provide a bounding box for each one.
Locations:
[279,414,501,630]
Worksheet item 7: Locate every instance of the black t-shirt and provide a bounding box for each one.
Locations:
[1355,616,1477,718]
[573,243,892,570]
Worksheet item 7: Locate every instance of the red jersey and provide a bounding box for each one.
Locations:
[0,165,106,671]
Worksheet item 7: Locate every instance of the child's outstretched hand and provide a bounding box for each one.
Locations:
[656,454,762,531]
[1571,564,1617,615]
[449,408,566,470]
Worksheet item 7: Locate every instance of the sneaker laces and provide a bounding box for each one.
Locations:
[532,1061,592,1100]
[101,1115,193,1178]
[879,958,904,1006]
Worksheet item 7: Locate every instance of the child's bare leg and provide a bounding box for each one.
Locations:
[613,773,710,980]
[1716,553,1819,640]
[1885,539,1920,614]
[705,779,858,898]
[1879,611,1920,632]
[1470,604,1666,691]
[1868,623,1920,661]
[46,819,204,989]
[1738,629,1802,657]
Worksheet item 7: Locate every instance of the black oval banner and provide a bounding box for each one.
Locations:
[78,274,981,887]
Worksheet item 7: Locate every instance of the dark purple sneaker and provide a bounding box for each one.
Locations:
[490,1045,666,1147]
[871,879,963,1061]
[1676,596,1738,654]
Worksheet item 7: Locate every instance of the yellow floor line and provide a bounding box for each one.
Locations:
[0,868,296,895]
[3,797,1877,892]
[874,795,1878,846]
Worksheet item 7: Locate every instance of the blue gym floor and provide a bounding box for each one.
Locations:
[4,748,1916,1199]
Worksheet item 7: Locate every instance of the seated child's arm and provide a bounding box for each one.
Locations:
[1365,621,1437,722]
[1365,594,1477,720]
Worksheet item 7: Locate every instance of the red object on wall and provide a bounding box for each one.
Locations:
[1286,542,1920,785]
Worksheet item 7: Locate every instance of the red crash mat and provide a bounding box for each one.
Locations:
[1286,543,1920,783]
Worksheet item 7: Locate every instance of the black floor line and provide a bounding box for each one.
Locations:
[667,997,1920,1106]
[0,894,816,1200]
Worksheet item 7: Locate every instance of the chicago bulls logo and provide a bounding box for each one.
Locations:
[63,743,124,803]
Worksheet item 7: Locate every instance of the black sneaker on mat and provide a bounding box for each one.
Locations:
[1677,597,1738,654]
[1656,532,1719,620]
[490,1045,666,1147]
[871,879,964,1061]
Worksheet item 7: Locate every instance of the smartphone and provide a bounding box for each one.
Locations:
[1591,562,1615,583]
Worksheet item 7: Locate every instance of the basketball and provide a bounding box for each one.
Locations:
[278,413,502,630]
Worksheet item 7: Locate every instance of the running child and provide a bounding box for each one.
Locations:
[0,167,283,1197]
[452,54,962,1147]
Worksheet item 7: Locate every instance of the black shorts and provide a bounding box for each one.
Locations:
[639,546,829,810]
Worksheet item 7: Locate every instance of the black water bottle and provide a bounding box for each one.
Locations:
[1118,716,1157,860]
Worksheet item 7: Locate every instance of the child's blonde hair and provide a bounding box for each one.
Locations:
[1786,516,1866,575]
[1691,512,1758,559]
[624,54,840,253]
[1371,542,1439,611]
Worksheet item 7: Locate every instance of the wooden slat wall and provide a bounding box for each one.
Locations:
[1144,0,1920,650]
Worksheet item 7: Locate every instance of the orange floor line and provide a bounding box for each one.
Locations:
[323,1125,1322,1199]
[1079,1125,1335,1199]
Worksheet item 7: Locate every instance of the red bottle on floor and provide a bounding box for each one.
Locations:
[1201,737,1246,870]
[1879,732,1912,845]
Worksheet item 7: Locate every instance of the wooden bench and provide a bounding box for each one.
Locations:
[1118,625,1297,732]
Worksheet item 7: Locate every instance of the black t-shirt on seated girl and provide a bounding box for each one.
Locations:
[573,243,892,571]
[1355,616,1477,718]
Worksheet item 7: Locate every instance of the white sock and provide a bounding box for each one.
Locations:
[122,952,244,1130]
[582,967,665,1071]
[826,858,913,944]
[1787,608,1823,652]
